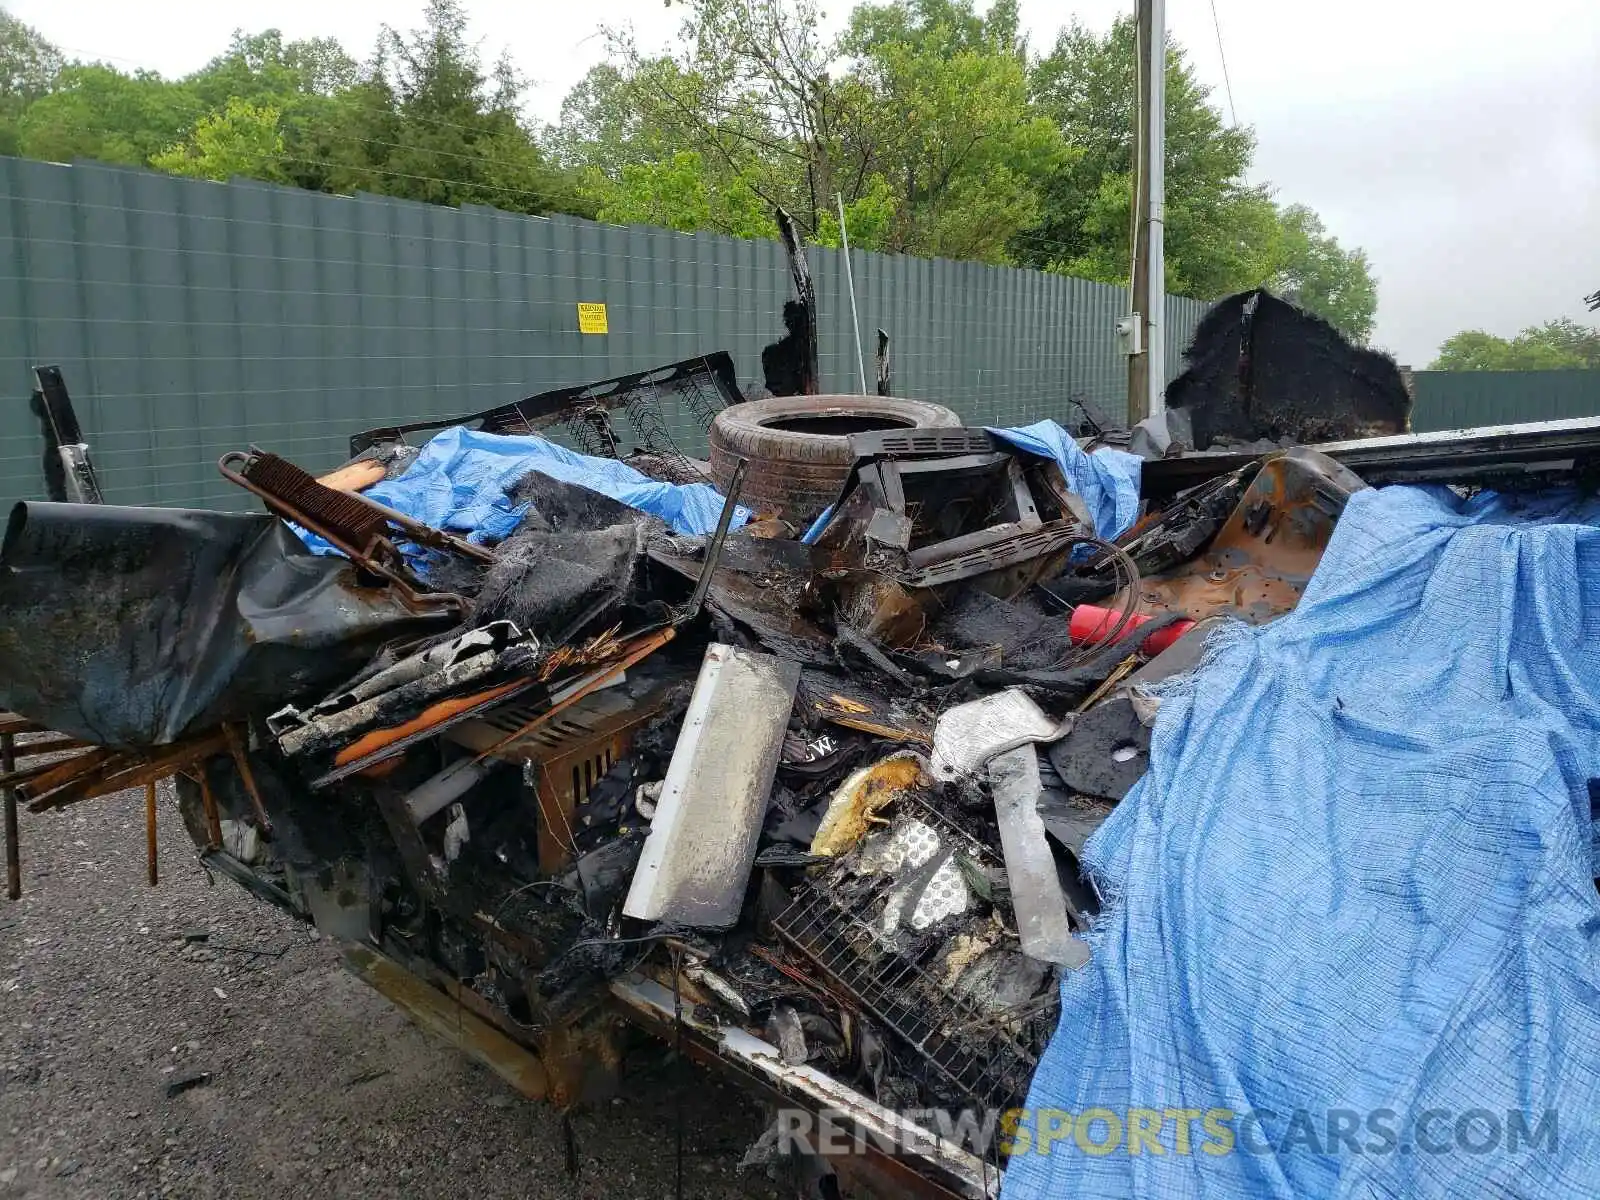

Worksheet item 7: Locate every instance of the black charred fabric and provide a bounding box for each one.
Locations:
[0,502,450,747]
[1165,290,1412,449]
[763,209,820,397]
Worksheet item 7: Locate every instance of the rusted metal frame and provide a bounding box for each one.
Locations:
[221,449,494,565]
[15,747,121,806]
[24,734,228,813]
[522,696,674,875]
[3,732,18,900]
[189,767,224,850]
[533,762,581,873]
[223,724,272,835]
[144,781,158,886]
[361,934,623,1110]
[0,758,78,790]
[217,452,469,614]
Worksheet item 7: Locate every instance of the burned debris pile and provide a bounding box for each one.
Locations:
[6,331,1600,1198]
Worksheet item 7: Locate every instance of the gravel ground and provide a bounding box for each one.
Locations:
[0,781,777,1199]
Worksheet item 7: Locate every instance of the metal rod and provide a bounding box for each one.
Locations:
[224,724,272,835]
[836,192,869,395]
[197,769,224,851]
[145,780,158,886]
[684,457,747,622]
[3,732,18,900]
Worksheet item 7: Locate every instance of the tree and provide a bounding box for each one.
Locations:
[333,0,584,214]
[1271,204,1377,343]
[16,64,198,166]
[1431,319,1600,370]
[0,10,60,103]
[149,97,285,181]
[1019,17,1274,294]
[595,149,775,236]
[561,0,1063,258]
[1018,16,1376,339]
[0,9,61,154]
[837,0,1065,259]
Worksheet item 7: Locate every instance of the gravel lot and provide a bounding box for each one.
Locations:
[0,781,775,1199]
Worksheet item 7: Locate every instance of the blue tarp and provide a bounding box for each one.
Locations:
[988,420,1142,542]
[800,420,1142,545]
[1003,484,1600,1200]
[299,427,749,565]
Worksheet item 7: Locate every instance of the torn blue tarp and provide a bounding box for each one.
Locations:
[988,420,1142,541]
[800,420,1142,545]
[299,427,748,564]
[1003,484,1600,1200]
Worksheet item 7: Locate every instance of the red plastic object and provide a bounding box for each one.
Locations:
[1069,603,1196,657]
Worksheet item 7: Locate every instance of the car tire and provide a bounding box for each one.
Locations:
[709,395,963,520]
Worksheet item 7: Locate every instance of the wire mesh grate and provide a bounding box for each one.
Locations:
[773,800,1057,1113]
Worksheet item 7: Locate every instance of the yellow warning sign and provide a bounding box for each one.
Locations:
[577,302,609,334]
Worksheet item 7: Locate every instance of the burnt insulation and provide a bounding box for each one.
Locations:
[1165,289,1412,449]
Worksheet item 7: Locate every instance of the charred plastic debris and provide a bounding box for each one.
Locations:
[6,294,1600,1199]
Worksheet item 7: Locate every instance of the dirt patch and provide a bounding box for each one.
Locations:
[0,784,774,1199]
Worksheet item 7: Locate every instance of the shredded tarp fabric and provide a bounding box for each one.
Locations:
[298,427,748,562]
[988,420,1142,541]
[1002,483,1600,1200]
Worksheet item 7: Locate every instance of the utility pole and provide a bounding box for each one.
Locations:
[1126,0,1167,426]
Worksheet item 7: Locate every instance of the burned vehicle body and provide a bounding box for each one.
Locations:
[6,341,1600,1200]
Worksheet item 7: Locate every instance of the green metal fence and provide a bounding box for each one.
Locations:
[0,157,1207,509]
[1410,370,1600,432]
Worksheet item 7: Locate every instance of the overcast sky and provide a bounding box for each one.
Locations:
[7,0,1598,365]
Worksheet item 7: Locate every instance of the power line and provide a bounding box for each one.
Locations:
[1207,0,1239,127]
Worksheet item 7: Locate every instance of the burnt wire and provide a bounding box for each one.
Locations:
[1035,535,1142,668]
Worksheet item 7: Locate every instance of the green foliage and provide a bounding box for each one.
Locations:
[1271,205,1378,343]
[0,9,61,154]
[1431,319,1600,371]
[839,0,1066,260]
[1021,17,1272,293]
[1017,16,1377,339]
[565,0,1062,262]
[595,149,775,237]
[17,64,198,166]
[0,0,1377,329]
[0,1,588,214]
[0,9,59,102]
[813,176,897,250]
[149,97,284,181]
